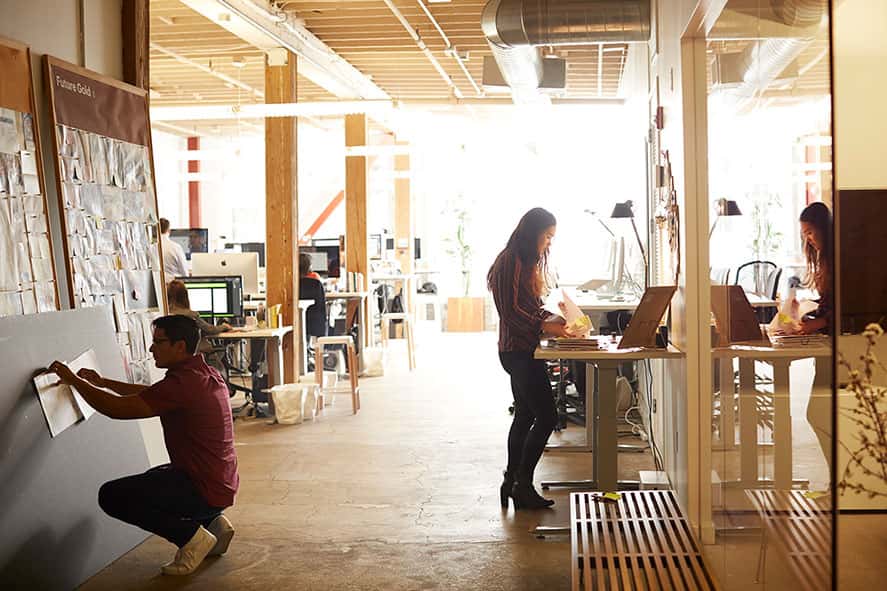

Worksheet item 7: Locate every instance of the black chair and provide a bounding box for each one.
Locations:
[735,260,781,322]
[710,267,731,285]
[300,277,330,372]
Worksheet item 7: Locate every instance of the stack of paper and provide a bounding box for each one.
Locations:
[548,336,611,351]
[770,334,830,348]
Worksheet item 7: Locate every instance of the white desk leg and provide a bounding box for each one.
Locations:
[809,355,833,474]
[739,358,757,485]
[597,361,619,491]
[718,357,736,448]
[772,360,792,489]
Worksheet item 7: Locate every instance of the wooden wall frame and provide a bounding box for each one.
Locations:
[0,36,60,316]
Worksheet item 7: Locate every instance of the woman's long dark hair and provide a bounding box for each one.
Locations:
[167,279,192,310]
[487,207,557,297]
[799,201,832,295]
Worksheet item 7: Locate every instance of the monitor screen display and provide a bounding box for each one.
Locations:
[308,240,341,278]
[178,276,243,319]
[169,228,209,261]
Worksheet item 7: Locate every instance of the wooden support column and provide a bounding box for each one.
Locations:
[122,0,149,90]
[345,114,369,348]
[394,142,413,313]
[187,137,201,226]
[265,51,298,382]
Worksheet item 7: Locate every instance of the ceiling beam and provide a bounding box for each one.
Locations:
[150,42,264,98]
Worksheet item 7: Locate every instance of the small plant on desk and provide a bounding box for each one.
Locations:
[838,322,887,500]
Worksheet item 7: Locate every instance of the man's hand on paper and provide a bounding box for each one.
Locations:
[77,368,105,387]
[49,361,77,386]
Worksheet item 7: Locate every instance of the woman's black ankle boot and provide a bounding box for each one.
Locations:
[500,471,515,508]
[511,482,555,510]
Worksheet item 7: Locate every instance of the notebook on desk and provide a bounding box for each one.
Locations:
[618,286,677,349]
[710,285,770,345]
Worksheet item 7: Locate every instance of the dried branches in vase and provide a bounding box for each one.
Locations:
[838,323,887,499]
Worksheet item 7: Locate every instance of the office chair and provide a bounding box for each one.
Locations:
[300,277,333,372]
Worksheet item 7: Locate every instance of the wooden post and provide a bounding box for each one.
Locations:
[345,114,369,347]
[394,142,413,312]
[121,0,149,90]
[265,51,298,382]
[187,137,201,226]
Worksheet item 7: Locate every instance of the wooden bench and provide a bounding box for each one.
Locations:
[571,490,719,590]
[745,489,831,591]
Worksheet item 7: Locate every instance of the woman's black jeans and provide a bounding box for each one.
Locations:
[499,351,558,485]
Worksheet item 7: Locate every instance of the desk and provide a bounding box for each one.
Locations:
[215,326,294,393]
[535,341,684,491]
[746,293,778,308]
[569,292,641,313]
[712,342,830,489]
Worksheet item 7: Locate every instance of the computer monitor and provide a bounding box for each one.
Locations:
[606,236,626,293]
[369,234,382,259]
[310,239,341,278]
[169,228,209,261]
[191,252,260,295]
[239,242,265,267]
[177,275,243,321]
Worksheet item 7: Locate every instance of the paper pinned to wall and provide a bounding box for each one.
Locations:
[68,349,100,419]
[33,372,82,437]
[32,348,103,435]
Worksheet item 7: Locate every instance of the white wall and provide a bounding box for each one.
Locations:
[150,129,187,226]
[0,0,123,305]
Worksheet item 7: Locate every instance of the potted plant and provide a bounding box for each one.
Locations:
[443,198,484,331]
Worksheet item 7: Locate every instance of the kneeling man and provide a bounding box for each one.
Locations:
[49,315,239,576]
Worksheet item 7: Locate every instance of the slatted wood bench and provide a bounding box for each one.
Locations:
[745,490,831,591]
[571,490,719,590]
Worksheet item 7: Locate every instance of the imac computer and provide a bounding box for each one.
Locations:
[169,228,209,260]
[191,252,260,295]
[605,236,626,294]
[176,275,243,321]
[224,242,266,267]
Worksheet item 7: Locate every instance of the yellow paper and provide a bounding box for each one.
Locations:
[603,492,621,501]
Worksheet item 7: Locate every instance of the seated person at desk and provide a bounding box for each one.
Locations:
[300,252,321,281]
[167,279,230,354]
[488,207,571,511]
[47,315,239,576]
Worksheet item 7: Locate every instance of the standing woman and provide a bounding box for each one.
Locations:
[798,202,833,475]
[798,202,832,335]
[488,208,571,510]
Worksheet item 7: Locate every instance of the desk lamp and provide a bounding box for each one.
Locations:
[610,200,648,288]
[709,198,742,238]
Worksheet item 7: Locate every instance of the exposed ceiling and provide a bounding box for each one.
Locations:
[149,0,630,134]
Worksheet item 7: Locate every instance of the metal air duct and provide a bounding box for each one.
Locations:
[481,0,651,103]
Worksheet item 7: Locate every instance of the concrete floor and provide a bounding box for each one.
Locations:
[79,331,655,590]
[77,330,887,590]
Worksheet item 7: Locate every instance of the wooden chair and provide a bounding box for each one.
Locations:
[314,335,360,414]
[380,312,415,371]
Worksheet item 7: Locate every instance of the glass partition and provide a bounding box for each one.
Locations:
[704,1,834,588]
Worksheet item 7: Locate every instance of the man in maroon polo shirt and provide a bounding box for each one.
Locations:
[49,314,239,576]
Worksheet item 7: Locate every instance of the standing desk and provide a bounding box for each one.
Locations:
[214,326,294,411]
[712,342,830,489]
[535,341,684,492]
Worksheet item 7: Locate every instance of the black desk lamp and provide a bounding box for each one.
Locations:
[610,200,648,288]
[709,198,742,238]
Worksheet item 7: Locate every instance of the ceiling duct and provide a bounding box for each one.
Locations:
[481,0,650,103]
[710,1,828,98]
